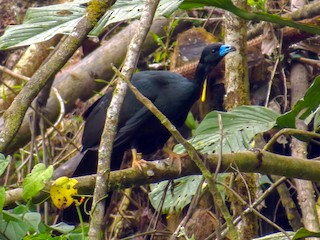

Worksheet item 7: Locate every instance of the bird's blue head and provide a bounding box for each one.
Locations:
[219,44,236,57]
[199,43,236,69]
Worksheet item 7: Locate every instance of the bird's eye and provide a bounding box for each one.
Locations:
[211,49,216,54]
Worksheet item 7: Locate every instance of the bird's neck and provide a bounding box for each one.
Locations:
[194,63,208,88]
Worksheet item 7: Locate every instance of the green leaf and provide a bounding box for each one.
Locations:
[22,163,53,201]
[253,231,295,239]
[23,212,41,233]
[247,0,267,12]
[0,211,29,240]
[292,228,320,240]
[12,205,29,215]
[185,112,198,130]
[0,208,42,239]
[180,0,234,9]
[0,0,87,49]
[149,174,230,214]
[175,105,279,154]
[49,222,75,234]
[313,110,320,130]
[149,175,202,214]
[0,0,183,50]
[0,153,10,177]
[23,233,58,240]
[65,225,89,239]
[0,187,5,212]
[277,76,320,128]
[91,0,183,36]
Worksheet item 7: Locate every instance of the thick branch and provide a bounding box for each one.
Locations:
[5,150,320,207]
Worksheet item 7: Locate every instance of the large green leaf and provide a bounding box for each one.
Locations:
[0,0,183,50]
[175,105,279,154]
[0,211,29,240]
[149,106,278,214]
[149,175,202,214]
[90,0,183,36]
[277,76,320,128]
[22,163,53,201]
[0,0,87,49]
[2,0,320,50]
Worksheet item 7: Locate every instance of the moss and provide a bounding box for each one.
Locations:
[86,0,108,24]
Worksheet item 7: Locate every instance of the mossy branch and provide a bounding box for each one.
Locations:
[5,150,320,207]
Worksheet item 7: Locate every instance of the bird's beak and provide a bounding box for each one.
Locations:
[219,45,236,57]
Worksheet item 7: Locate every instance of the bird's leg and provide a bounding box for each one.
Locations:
[131,148,147,170]
[163,147,188,174]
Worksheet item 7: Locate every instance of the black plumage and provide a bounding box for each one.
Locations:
[55,43,235,178]
[54,43,235,224]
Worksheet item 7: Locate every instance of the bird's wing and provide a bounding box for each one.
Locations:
[113,106,153,148]
[82,91,112,120]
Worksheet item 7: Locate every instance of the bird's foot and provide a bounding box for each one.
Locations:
[131,150,148,170]
[132,157,148,171]
[166,150,188,174]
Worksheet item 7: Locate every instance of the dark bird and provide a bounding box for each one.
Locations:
[53,43,235,224]
[54,43,235,177]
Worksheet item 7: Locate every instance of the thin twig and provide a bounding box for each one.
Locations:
[217,178,291,240]
[0,65,30,82]
[265,57,280,107]
[263,128,320,151]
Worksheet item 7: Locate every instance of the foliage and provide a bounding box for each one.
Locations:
[149,175,203,214]
[0,153,10,177]
[252,231,295,239]
[292,228,320,240]
[149,18,179,68]
[0,0,182,49]
[149,106,279,214]
[1,0,320,238]
[22,164,53,201]
[0,0,87,49]
[0,154,11,212]
[0,207,40,240]
[175,105,279,154]
[0,204,85,239]
[177,227,196,240]
[277,75,320,129]
[247,0,267,12]
[0,187,4,213]
[1,0,320,49]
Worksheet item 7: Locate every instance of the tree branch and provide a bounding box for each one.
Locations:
[5,150,320,207]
